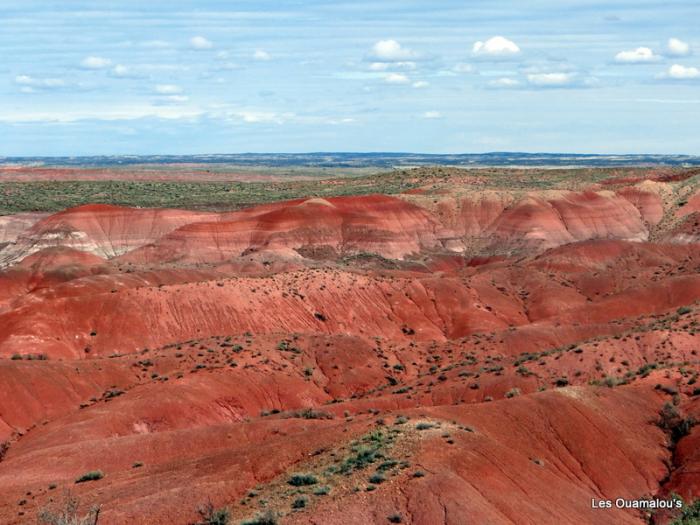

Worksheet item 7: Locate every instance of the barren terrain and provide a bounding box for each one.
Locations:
[0,166,698,524]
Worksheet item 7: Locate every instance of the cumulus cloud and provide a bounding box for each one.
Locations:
[666,64,700,79]
[527,72,575,86]
[422,111,442,119]
[472,36,520,57]
[384,72,410,84]
[614,47,660,63]
[154,84,183,94]
[371,40,418,61]
[190,36,213,49]
[81,56,112,69]
[253,49,271,61]
[666,38,691,57]
[412,80,429,88]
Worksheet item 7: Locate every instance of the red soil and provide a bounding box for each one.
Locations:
[0,170,698,524]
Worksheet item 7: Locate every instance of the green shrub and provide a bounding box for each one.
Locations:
[291,497,307,509]
[505,388,521,398]
[241,510,278,525]
[75,471,104,484]
[672,499,700,524]
[658,403,697,444]
[377,459,398,471]
[368,473,385,484]
[287,473,318,486]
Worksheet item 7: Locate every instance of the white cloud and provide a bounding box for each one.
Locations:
[15,75,66,93]
[666,64,700,79]
[232,110,289,124]
[81,56,112,69]
[371,40,418,61]
[666,38,691,57]
[112,65,130,77]
[155,84,183,94]
[0,103,353,127]
[369,61,415,71]
[0,105,205,123]
[412,81,429,88]
[489,77,520,88]
[384,72,410,84]
[422,111,442,119]
[161,95,189,104]
[527,72,575,86]
[113,65,129,76]
[253,49,271,60]
[369,62,389,71]
[614,47,660,63]
[472,36,520,57]
[190,36,213,49]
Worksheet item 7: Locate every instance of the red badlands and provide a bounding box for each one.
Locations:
[0,167,698,524]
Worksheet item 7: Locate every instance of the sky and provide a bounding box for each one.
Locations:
[1,0,699,156]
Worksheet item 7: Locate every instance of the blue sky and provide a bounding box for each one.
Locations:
[1,0,699,155]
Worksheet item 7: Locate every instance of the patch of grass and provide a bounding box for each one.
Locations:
[103,389,124,399]
[291,496,308,509]
[671,499,700,524]
[287,473,318,486]
[74,471,104,484]
[338,445,381,474]
[505,388,521,398]
[240,509,278,525]
[658,403,696,444]
[313,486,330,496]
[377,459,399,471]
[368,473,386,484]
